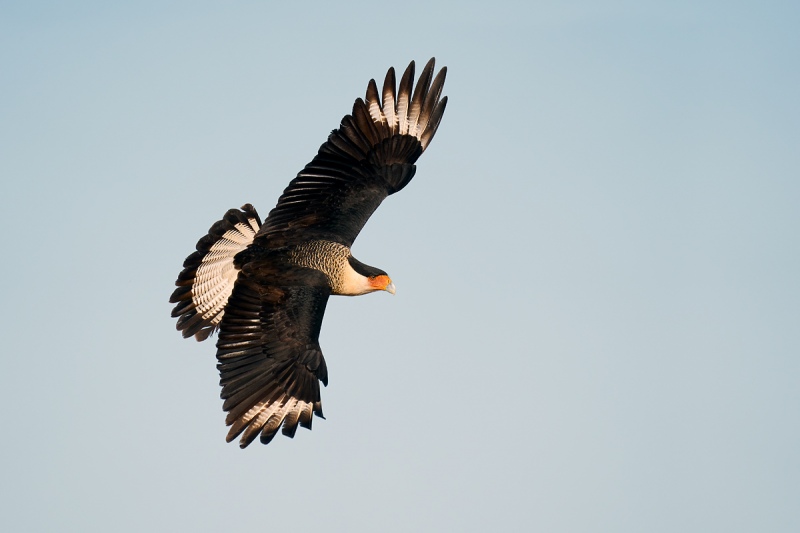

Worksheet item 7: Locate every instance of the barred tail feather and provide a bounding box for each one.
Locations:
[170,204,261,341]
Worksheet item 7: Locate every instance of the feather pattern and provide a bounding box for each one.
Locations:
[170,204,261,341]
[382,67,397,132]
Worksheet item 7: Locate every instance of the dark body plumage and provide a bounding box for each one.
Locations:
[170,59,447,448]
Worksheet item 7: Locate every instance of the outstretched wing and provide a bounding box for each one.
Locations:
[257,58,448,248]
[170,204,262,341]
[216,275,330,448]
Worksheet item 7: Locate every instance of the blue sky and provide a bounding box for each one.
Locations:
[1,1,798,531]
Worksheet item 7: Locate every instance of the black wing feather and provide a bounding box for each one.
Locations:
[216,276,329,448]
[256,58,447,248]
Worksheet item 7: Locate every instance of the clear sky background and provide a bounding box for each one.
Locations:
[1,1,798,531]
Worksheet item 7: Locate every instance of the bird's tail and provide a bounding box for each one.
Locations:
[170,204,261,341]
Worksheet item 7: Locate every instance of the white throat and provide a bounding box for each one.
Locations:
[338,262,376,296]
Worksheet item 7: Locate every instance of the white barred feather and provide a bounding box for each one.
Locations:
[192,216,259,327]
[366,58,447,150]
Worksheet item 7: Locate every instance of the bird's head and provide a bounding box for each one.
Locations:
[368,274,396,295]
[345,256,396,296]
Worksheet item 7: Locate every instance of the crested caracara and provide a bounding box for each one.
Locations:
[170,58,448,448]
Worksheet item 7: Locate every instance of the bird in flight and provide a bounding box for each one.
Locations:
[170,58,448,448]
